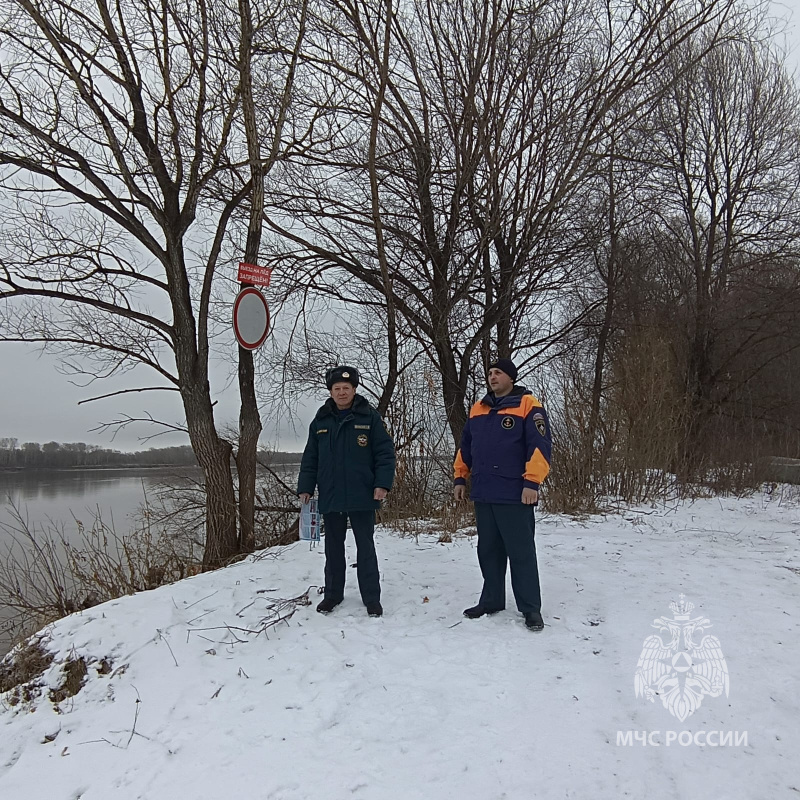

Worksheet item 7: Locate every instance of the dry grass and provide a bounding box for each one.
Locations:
[49,655,88,704]
[1,637,111,710]
[0,500,200,650]
[0,636,55,706]
[0,637,54,695]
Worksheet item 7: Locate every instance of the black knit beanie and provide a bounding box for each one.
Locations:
[488,358,518,382]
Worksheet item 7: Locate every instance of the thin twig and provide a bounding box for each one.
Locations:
[189,589,312,645]
[126,689,142,749]
[183,590,219,610]
[236,600,256,617]
[156,629,179,667]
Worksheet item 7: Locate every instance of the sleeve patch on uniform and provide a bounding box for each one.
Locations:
[533,413,546,436]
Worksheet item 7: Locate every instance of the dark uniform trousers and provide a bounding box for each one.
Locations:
[322,510,380,605]
[474,502,541,613]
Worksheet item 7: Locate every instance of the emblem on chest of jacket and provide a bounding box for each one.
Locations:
[357,433,369,447]
[501,416,515,429]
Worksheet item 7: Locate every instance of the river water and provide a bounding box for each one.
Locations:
[0,468,195,541]
[0,466,304,655]
[0,468,200,656]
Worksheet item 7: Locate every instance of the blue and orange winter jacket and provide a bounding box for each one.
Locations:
[453,386,551,504]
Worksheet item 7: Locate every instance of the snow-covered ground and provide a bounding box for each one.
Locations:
[1,491,799,800]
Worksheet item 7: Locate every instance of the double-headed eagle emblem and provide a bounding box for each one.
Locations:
[634,595,729,721]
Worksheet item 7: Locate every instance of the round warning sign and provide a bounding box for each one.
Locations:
[232,287,270,350]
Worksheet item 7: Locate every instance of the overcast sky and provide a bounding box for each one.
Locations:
[2,0,800,453]
[776,0,800,65]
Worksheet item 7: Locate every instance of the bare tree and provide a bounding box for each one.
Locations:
[562,114,657,477]
[645,32,800,468]
[0,0,306,566]
[261,0,740,445]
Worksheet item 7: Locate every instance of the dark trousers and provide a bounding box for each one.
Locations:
[322,510,380,605]
[474,502,541,613]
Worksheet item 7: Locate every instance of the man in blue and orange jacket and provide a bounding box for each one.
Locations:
[453,358,551,631]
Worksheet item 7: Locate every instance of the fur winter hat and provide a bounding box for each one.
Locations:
[325,366,360,389]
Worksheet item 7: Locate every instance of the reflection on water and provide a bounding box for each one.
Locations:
[2,468,180,501]
[0,468,200,537]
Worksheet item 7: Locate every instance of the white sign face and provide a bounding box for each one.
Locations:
[233,287,270,350]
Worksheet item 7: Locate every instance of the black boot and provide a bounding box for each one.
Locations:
[317,597,342,614]
[524,611,544,631]
[463,605,502,619]
[366,602,383,617]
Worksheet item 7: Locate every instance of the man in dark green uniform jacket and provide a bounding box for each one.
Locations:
[298,366,396,617]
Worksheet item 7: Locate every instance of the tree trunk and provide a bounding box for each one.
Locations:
[588,288,614,469]
[681,269,715,479]
[436,339,469,446]
[236,347,261,553]
[236,0,265,553]
[480,248,494,372]
[587,148,618,475]
[201,447,239,569]
[494,237,514,358]
[181,384,238,569]
[371,0,398,418]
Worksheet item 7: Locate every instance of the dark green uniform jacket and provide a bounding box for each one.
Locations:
[297,394,396,514]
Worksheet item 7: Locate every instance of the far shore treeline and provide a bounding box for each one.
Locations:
[0,438,301,471]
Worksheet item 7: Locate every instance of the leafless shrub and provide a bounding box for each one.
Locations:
[546,337,682,513]
[142,460,302,551]
[601,336,685,501]
[253,458,303,548]
[677,426,766,497]
[378,369,472,533]
[68,508,200,598]
[545,330,772,513]
[381,448,447,522]
[438,500,476,537]
[0,500,200,650]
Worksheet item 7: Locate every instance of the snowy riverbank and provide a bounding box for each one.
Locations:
[1,491,799,799]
